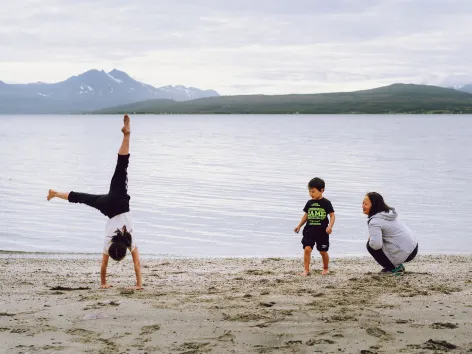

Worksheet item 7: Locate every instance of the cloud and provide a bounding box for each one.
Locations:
[1,0,471,94]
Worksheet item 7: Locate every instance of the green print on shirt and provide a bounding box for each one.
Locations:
[307,207,327,226]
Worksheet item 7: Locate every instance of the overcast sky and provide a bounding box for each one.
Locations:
[1,0,471,95]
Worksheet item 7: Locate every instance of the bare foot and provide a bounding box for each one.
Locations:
[100,284,113,289]
[321,269,329,275]
[47,189,57,201]
[301,271,310,276]
[126,286,144,290]
[121,114,130,135]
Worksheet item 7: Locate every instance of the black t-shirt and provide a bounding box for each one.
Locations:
[303,198,334,232]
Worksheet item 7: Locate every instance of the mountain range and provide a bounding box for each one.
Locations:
[0,69,219,114]
[2,69,472,114]
[93,83,472,115]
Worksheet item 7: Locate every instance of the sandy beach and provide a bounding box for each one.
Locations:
[1,254,471,354]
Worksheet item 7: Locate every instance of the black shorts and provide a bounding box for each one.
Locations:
[68,154,131,219]
[301,229,329,251]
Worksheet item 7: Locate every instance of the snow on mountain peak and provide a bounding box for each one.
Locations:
[106,72,123,84]
[80,84,94,91]
[79,83,94,94]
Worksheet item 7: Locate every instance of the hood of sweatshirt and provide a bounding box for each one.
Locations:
[368,207,398,223]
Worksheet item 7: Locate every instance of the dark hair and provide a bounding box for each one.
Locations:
[109,226,132,261]
[366,192,391,218]
[308,177,325,191]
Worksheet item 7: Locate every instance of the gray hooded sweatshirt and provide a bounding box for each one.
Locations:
[368,208,417,267]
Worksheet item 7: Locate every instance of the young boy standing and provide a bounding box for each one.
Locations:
[294,177,335,276]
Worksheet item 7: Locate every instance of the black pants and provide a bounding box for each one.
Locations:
[68,154,130,219]
[366,242,418,271]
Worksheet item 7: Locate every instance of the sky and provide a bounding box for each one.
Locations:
[1,0,472,95]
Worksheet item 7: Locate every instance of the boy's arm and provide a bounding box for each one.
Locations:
[326,212,335,234]
[294,213,308,233]
[130,248,143,290]
[100,254,111,288]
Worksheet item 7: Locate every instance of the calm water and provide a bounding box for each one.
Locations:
[1,114,471,258]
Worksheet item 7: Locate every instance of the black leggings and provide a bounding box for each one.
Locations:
[366,242,418,271]
[68,154,130,219]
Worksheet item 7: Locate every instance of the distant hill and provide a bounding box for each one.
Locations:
[93,84,472,115]
[0,69,219,114]
[458,84,472,94]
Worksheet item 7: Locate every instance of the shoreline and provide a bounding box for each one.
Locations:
[1,255,471,353]
[2,248,472,256]
[2,249,472,260]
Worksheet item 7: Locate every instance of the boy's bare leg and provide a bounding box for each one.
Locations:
[320,251,329,275]
[119,114,130,155]
[302,246,312,276]
[47,190,69,201]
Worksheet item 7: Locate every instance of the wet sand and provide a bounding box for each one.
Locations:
[1,255,471,353]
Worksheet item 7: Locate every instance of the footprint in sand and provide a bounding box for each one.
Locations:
[49,286,90,291]
[285,340,303,345]
[366,327,389,339]
[395,319,410,324]
[223,312,267,322]
[120,289,135,295]
[84,301,120,310]
[175,342,210,352]
[306,339,336,346]
[329,315,356,322]
[140,324,161,335]
[217,331,235,342]
[422,339,457,350]
[430,322,458,329]
[66,328,96,336]
[66,328,100,344]
[10,328,29,334]
[0,312,15,317]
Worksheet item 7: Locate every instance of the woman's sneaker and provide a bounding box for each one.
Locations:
[391,264,405,275]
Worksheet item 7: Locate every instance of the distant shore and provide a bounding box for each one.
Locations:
[1,255,471,353]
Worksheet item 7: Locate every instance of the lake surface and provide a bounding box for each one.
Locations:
[1,114,471,258]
